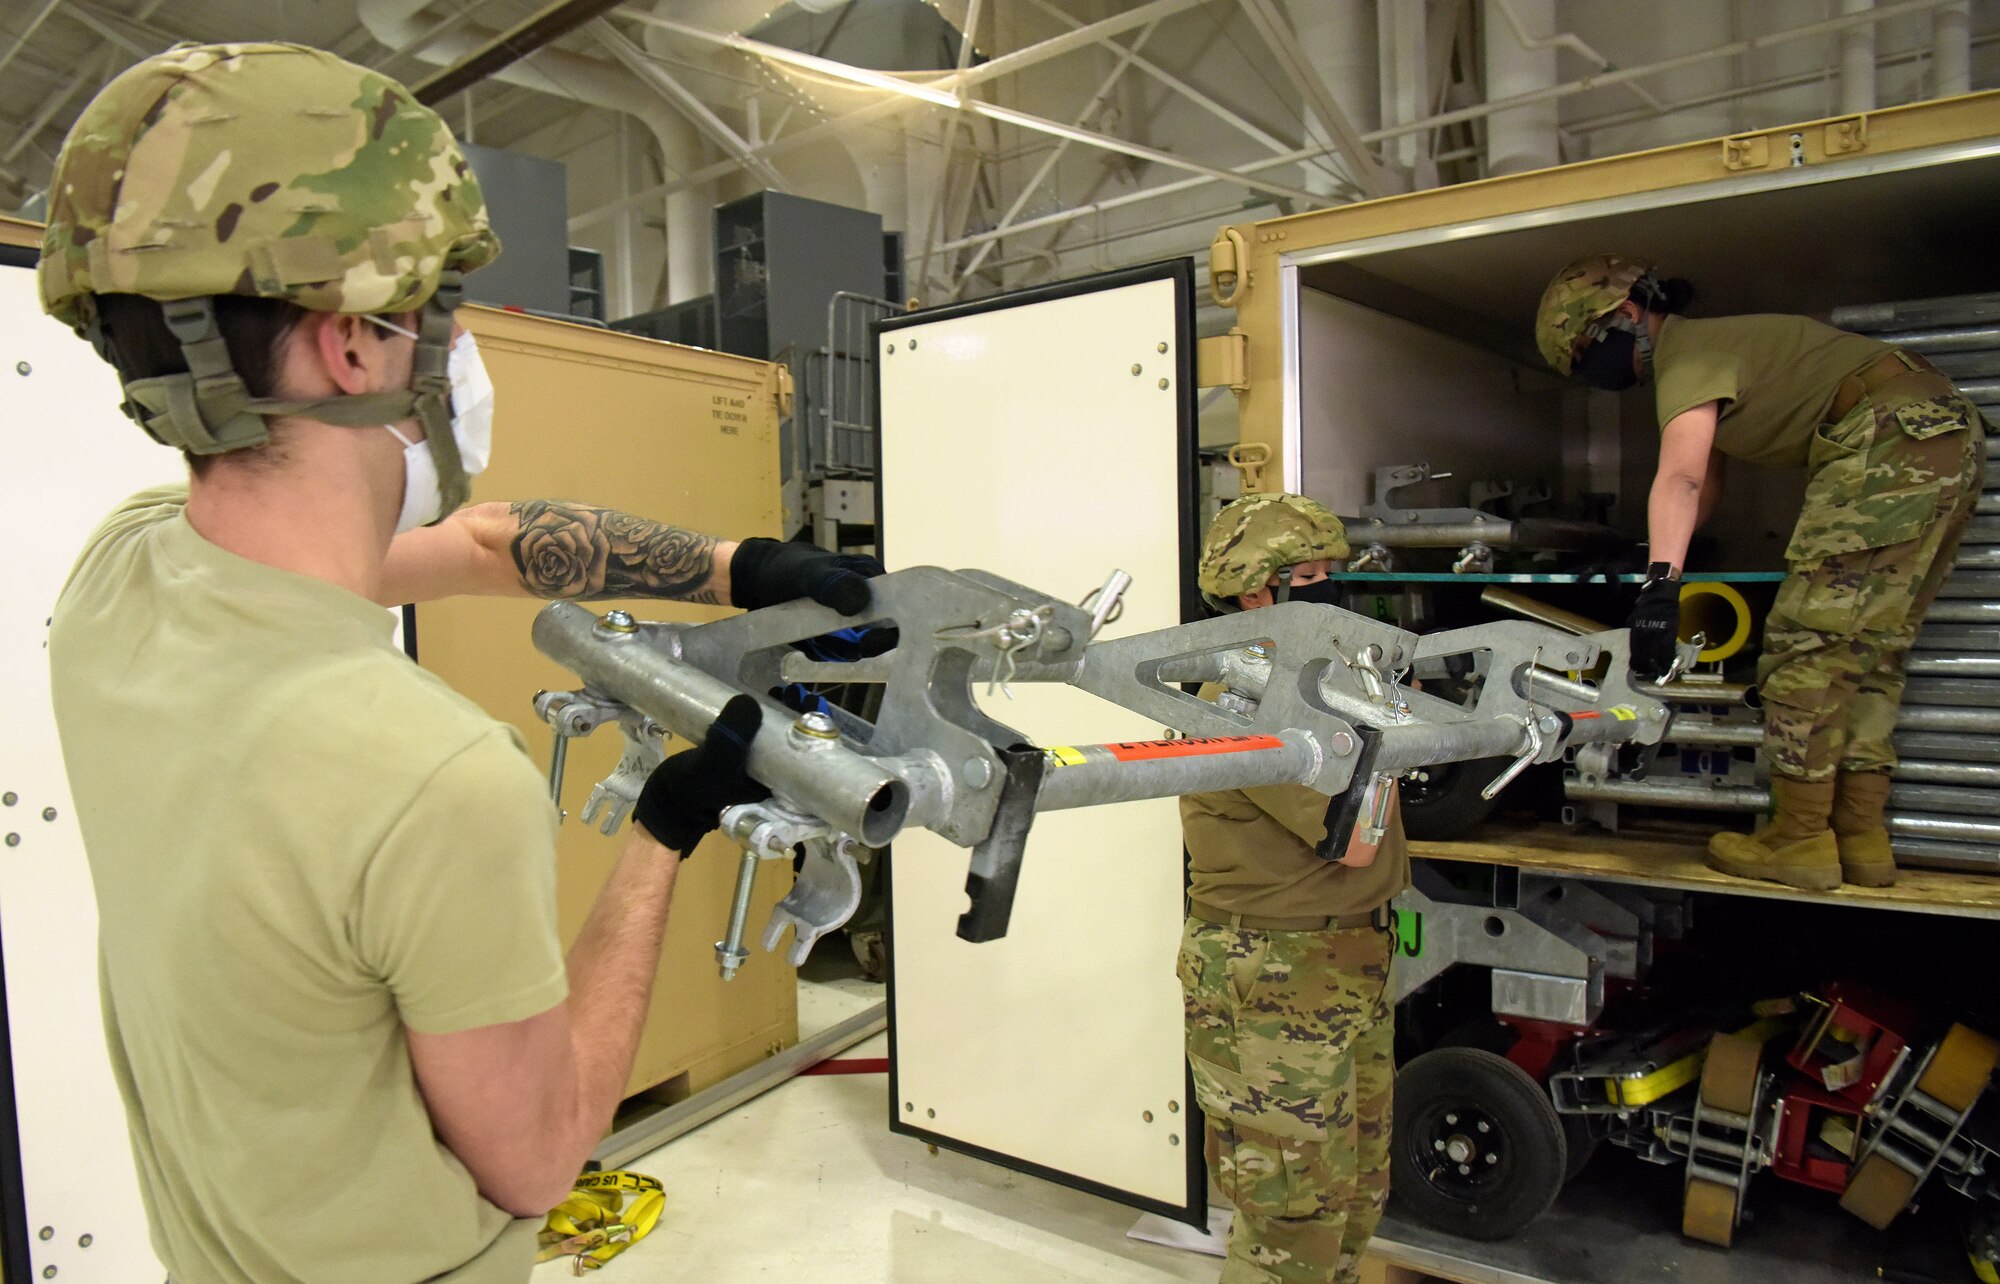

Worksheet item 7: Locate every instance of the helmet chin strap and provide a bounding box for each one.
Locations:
[100,271,469,516]
[1272,565,1294,604]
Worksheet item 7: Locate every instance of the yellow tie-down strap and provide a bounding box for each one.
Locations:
[537,1170,666,1274]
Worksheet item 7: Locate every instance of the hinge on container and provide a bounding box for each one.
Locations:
[1825,114,1869,156]
[1721,133,1769,171]
[773,364,794,420]
[1197,328,1249,392]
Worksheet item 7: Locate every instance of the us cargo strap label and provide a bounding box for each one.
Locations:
[1044,734,1284,766]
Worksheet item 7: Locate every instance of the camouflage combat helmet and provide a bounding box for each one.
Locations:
[40,43,498,512]
[1198,493,1349,609]
[1534,254,1658,375]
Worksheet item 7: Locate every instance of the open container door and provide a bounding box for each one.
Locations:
[876,261,1205,1223]
[0,235,165,1281]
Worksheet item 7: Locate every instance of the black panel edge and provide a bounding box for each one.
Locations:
[0,255,43,1284]
[876,258,1210,1231]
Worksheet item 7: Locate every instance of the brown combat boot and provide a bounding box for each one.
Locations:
[1830,769,1897,887]
[1706,776,1841,891]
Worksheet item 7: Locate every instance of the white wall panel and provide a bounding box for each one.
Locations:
[879,269,1197,1213]
[0,264,168,1280]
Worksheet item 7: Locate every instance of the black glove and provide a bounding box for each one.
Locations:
[632,696,771,854]
[1627,575,1683,680]
[730,537,883,615]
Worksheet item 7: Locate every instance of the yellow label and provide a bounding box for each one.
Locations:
[1608,706,1638,721]
[1045,745,1088,767]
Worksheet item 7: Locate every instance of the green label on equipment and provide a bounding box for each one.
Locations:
[1394,910,1423,959]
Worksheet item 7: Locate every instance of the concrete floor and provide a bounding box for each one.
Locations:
[532,972,1224,1283]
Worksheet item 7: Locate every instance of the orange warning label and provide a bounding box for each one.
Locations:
[1099,735,1284,762]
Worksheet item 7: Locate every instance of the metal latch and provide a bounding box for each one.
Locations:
[773,364,794,421]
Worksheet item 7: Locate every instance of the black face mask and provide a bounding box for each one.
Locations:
[1575,329,1639,392]
[1278,579,1343,606]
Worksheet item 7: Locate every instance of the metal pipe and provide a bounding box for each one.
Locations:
[1637,680,1756,706]
[1891,836,1994,873]
[410,0,628,104]
[1892,783,2000,817]
[1840,0,1878,115]
[1956,545,2000,570]
[1894,760,2000,788]
[1889,813,2000,844]
[1665,716,1764,748]
[1913,624,2000,653]
[1936,1,1973,96]
[1340,517,1613,551]
[1902,676,2000,708]
[532,603,913,846]
[1873,324,2000,353]
[591,1003,886,1170]
[1480,587,1607,636]
[1898,704,2000,733]
[1893,731,2000,764]
[1565,778,1769,812]
[1033,730,1322,811]
[1925,600,2000,622]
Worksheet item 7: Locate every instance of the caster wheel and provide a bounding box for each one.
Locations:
[1840,1153,1919,1230]
[1683,1177,1740,1247]
[1398,758,1509,841]
[1699,1032,1762,1116]
[1391,1047,1568,1240]
[1917,1024,2000,1114]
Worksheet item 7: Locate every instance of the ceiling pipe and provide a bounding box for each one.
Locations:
[1483,0,1560,176]
[1841,0,1878,114]
[410,0,630,105]
[922,0,1967,260]
[1936,2,1972,95]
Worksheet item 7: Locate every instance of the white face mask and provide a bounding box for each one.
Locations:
[369,319,496,534]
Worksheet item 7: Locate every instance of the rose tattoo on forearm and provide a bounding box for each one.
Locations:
[507,499,721,604]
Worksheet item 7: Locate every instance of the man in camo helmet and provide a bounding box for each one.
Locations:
[1534,248,1986,895]
[1197,491,1351,612]
[1182,490,1406,1284]
[42,43,876,1282]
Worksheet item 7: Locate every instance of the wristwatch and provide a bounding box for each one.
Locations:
[1643,560,1682,587]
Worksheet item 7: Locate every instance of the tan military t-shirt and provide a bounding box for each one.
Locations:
[1181,680,1411,916]
[51,486,567,1283]
[1653,314,1889,468]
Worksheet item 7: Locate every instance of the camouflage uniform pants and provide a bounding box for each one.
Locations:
[1178,918,1393,1284]
[1761,390,1985,779]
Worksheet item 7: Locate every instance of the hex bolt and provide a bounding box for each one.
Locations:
[15,361,29,376]
[1156,342,1168,353]
[791,711,840,749]
[1130,363,1142,376]
[1157,378,1169,390]
[41,808,55,822]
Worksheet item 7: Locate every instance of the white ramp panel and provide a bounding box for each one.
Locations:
[879,268,1197,1215]
[0,263,171,1280]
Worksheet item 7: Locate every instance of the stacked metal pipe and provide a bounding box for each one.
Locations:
[1834,292,2000,873]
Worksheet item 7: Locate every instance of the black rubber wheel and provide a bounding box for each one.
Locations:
[1560,1112,1601,1183]
[1398,758,1509,841]
[1391,1047,1569,1241]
